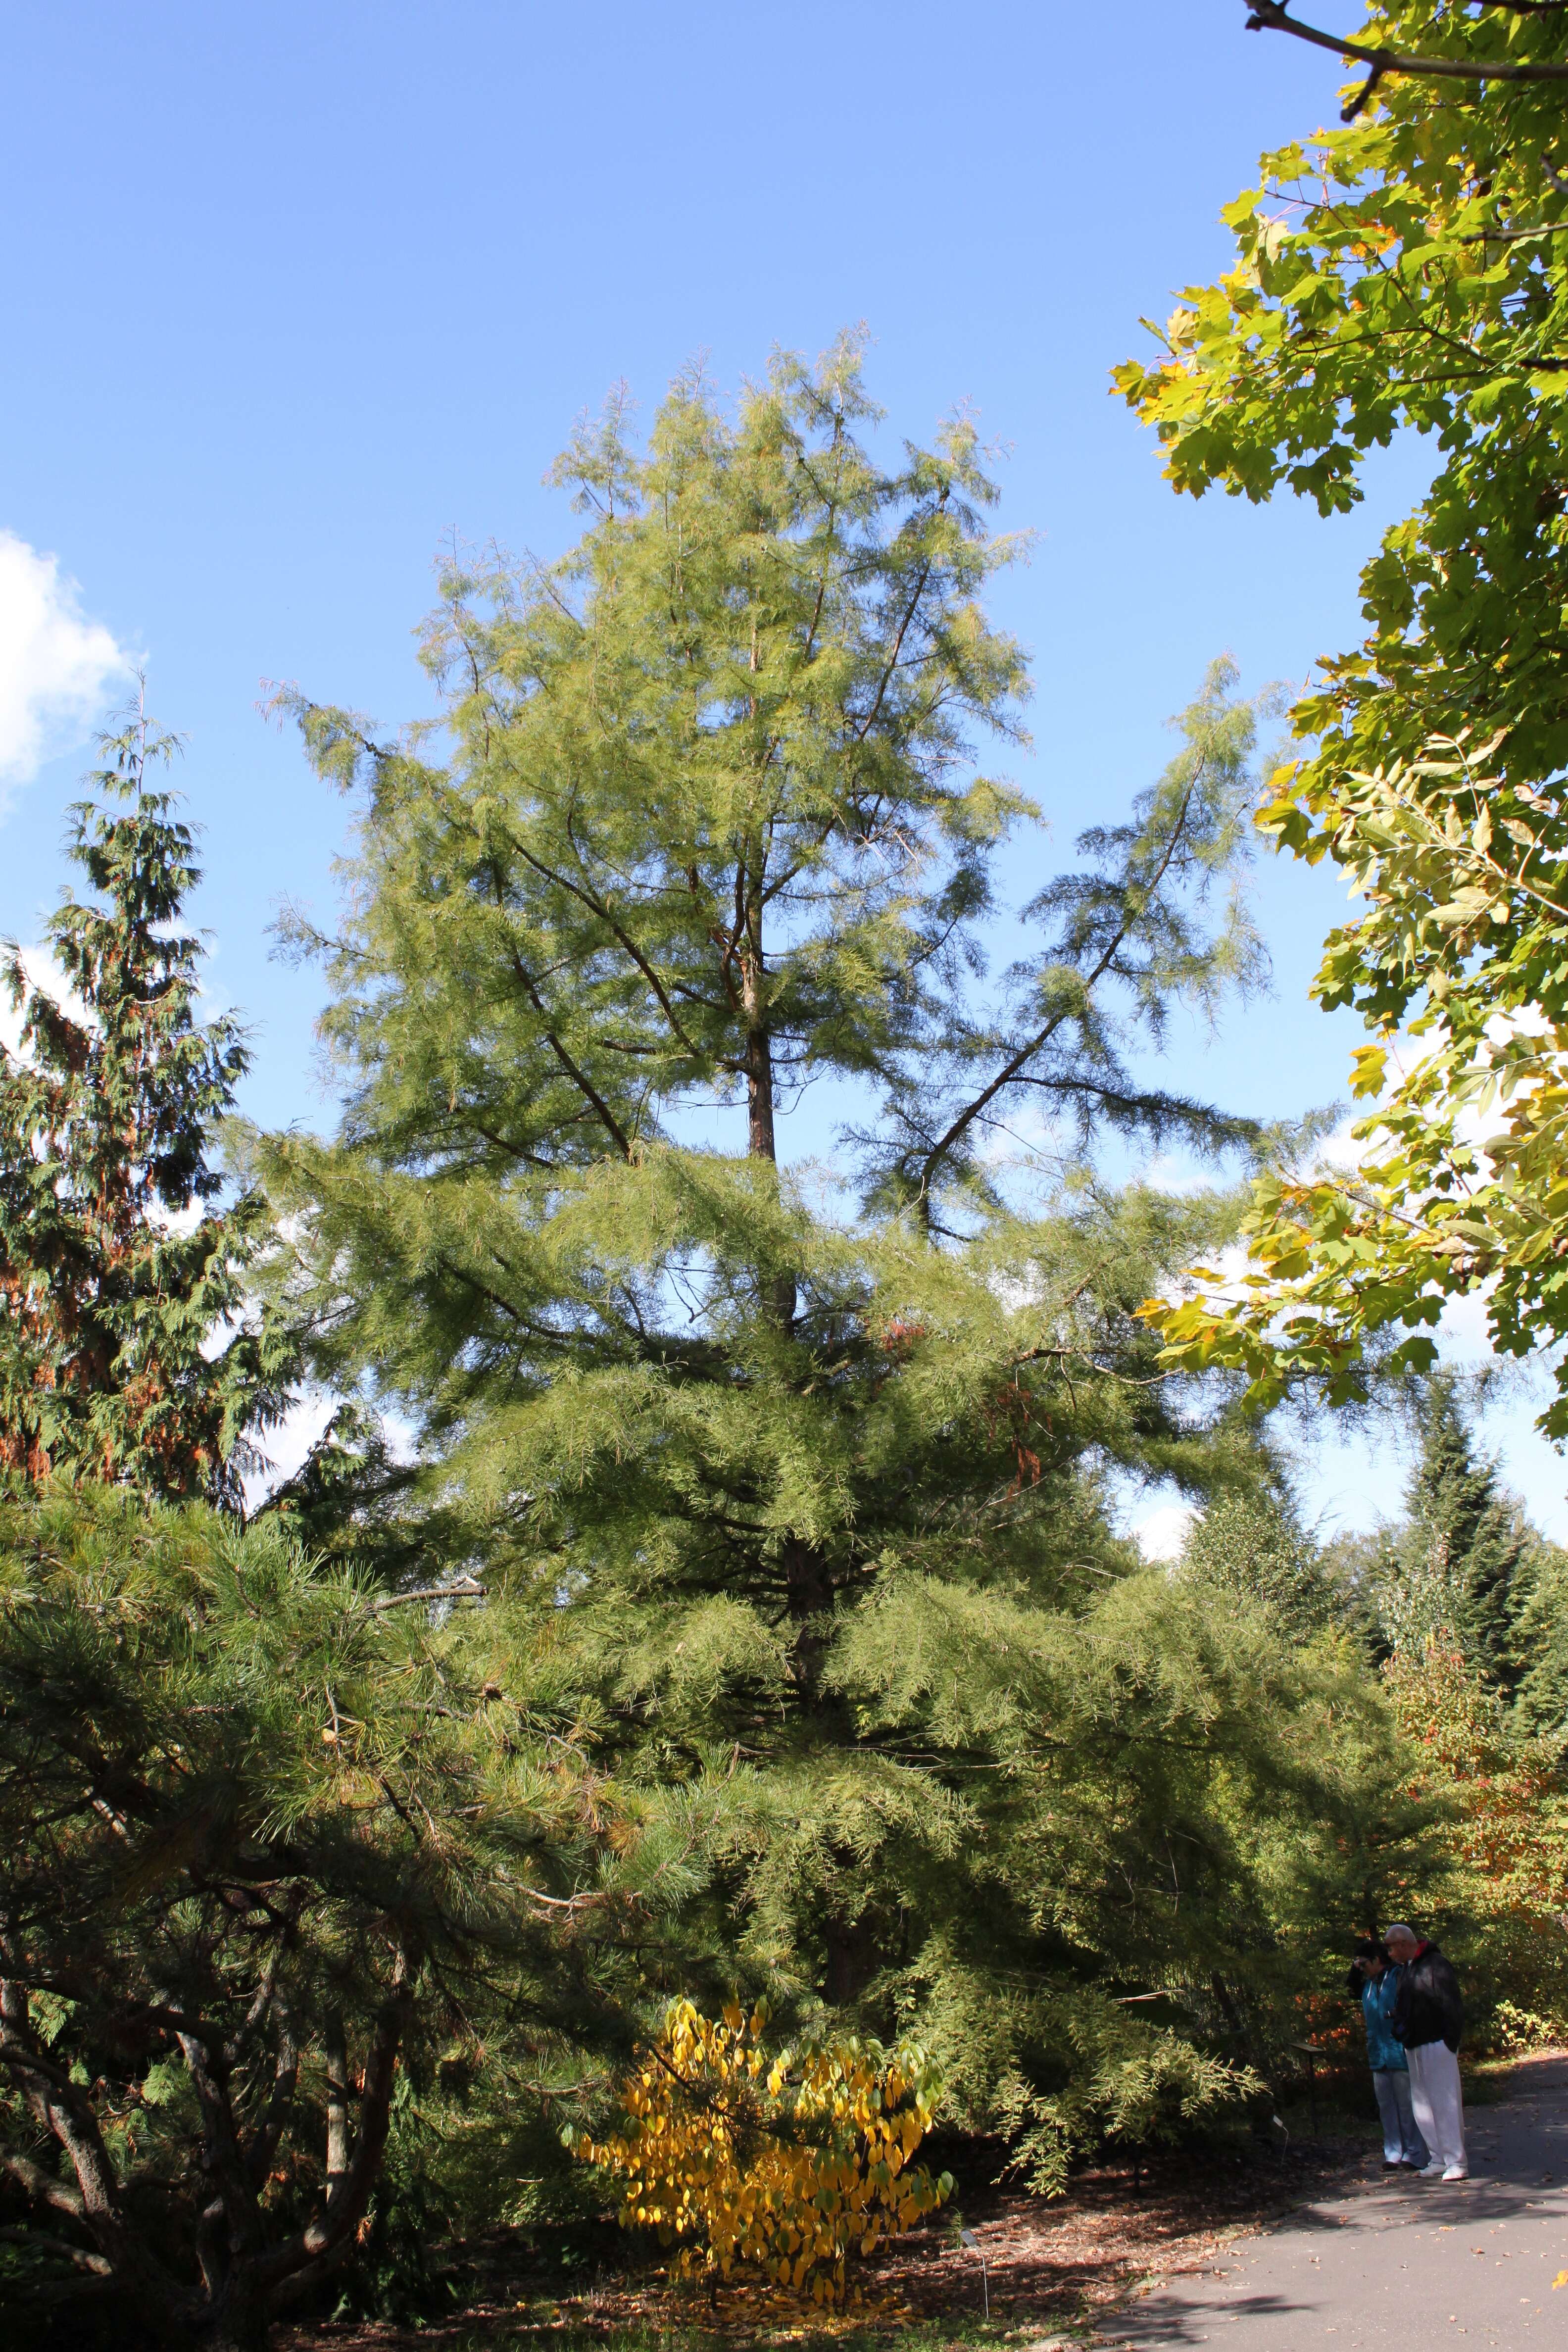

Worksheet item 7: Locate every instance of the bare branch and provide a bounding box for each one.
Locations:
[0,1978,170,2300]
[0,2225,112,2276]
[243,2007,300,2192]
[176,2027,264,2259]
[366,1576,487,1614]
[1,2147,85,2219]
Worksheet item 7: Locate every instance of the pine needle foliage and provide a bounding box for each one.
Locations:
[0,1481,717,2352]
[1382,1373,1534,1684]
[1508,1542,1568,1736]
[1180,1478,1355,1647]
[263,335,1264,1263]
[0,711,282,1503]
[245,344,1412,2180]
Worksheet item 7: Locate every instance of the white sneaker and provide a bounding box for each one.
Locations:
[1442,2165,1469,2182]
[1420,2162,1446,2177]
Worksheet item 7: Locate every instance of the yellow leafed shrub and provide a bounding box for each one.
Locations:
[572,1999,951,2303]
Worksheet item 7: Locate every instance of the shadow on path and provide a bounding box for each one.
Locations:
[1097,2054,1568,2349]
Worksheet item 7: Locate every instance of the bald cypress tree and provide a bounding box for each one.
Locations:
[252,342,1410,2172]
[0,710,280,1503]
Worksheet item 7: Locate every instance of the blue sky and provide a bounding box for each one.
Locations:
[3,0,1562,1533]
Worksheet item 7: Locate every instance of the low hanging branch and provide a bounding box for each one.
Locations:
[1245,2,1568,121]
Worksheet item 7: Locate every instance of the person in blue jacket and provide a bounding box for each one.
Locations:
[1348,1937,1429,2170]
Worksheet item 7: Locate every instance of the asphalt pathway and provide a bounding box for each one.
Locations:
[1097,2055,1568,2349]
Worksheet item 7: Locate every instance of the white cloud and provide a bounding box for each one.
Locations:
[1131,1500,1196,1563]
[0,532,130,799]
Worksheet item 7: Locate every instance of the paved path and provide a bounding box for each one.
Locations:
[1097,2055,1568,2349]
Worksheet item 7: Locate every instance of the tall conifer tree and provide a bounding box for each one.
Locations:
[1385,1373,1532,1687]
[1180,1474,1352,1646]
[0,707,278,1502]
[252,344,1411,2169]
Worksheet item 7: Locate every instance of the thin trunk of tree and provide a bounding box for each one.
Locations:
[741,930,796,1325]
[744,1022,777,1163]
[324,2015,350,2204]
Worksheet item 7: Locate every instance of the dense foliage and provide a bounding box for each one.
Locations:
[238,345,1413,2205]
[0,1483,715,2352]
[1118,16,1568,2032]
[0,713,282,1500]
[14,331,1545,2341]
[1181,1379,1568,2044]
[1377,1373,1540,1683]
[1179,1469,1355,1645]
[1383,1633,1568,2044]
[1118,9,1568,1421]
[1148,729,1568,1426]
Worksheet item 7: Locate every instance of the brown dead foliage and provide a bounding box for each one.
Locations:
[277,2129,1377,2352]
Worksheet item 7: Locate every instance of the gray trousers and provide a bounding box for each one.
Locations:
[1372,2065,1428,2166]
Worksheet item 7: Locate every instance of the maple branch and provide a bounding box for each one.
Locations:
[1246,2,1568,121]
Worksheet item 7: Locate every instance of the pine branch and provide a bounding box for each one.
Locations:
[0,1978,170,2301]
[0,2147,86,2220]
[366,1577,487,1613]
[914,775,1205,1202]
[0,2225,111,2275]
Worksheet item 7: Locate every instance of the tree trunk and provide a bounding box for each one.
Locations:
[782,1543,878,2003]
[744,1022,778,1165]
[823,1911,880,2007]
[324,2014,349,2202]
[782,1535,833,1694]
[742,1015,797,1325]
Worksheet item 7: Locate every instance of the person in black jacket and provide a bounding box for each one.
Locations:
[1348,1938,1428,2169]
[1385,1922,1468,2179]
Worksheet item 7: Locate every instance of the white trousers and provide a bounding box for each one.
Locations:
[1406,2039,1467,2172]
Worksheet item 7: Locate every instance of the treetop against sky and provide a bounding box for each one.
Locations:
[1,0,1561,1528]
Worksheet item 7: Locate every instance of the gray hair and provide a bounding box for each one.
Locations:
[1383,1922,1416,1942]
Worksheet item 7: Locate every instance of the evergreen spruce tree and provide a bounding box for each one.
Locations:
[1385,1373,1531,1686]
[1179,1474,1352,1646]
[250,343,1413,2172]
[1508,1542,1568,1735]
[0,706,280,1504]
